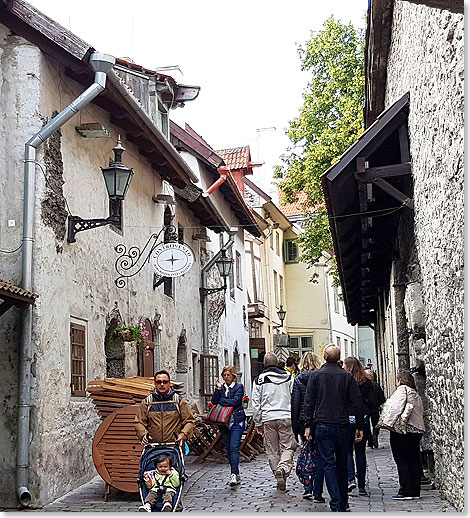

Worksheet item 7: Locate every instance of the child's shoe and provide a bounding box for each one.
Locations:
[139,503,152,512]
[162,501,173,512]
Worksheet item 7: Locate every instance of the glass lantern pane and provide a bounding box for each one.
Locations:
[115,169,131,197]
[102,169,116,197]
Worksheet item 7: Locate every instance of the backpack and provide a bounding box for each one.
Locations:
[295,439,317,488]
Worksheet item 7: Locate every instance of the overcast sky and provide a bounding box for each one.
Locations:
[29,0,366,198]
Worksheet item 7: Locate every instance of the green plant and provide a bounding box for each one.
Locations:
[115,320,150,349]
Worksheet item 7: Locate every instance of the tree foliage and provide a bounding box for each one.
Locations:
[276,17,365,277]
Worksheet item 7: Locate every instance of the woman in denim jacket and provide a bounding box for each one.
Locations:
[211,365,247,487]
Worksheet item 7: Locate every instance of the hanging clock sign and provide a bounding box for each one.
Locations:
[151,242,195,277]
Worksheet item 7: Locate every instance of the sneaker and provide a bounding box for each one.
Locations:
[421,476,432,485]
[358,488,368,496]
[162,501,173,512]
[302,490,313,499]
[138,503,152,512]
[348,481,356,492]
[275,468,286,491]
[391,494,413,500]
[229,473,238,487]
[372,436,379,448]
[313,495,326,503]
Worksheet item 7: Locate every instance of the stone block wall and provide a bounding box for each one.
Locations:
[385,1,464,510]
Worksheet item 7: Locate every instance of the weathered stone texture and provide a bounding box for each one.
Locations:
[385,1,464,510]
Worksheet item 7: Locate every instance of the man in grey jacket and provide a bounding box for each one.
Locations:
[252,352,296,491]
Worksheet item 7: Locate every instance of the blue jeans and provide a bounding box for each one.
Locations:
[315,424,349,512]
[220,424,243,475]
[347,423,369,489]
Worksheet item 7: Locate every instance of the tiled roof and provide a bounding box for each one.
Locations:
[217,146,250,170]
[0,279,38,301]
[279,191,310,217]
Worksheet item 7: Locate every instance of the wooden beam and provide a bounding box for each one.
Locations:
[354,162,412,181]
[370,177,414,209]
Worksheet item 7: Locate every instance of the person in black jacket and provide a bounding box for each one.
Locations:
[364,369,386,448]
[291,351,325,502]
[211,365,247,487]
[304,345,364,513]
[343,357,373,496]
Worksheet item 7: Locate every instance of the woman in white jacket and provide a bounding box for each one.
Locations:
[379,371,425,500]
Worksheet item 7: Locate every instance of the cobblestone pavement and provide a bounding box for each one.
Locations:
[12,438,456,512]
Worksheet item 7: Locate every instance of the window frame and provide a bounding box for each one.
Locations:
[284,239,299,263]
[70,322,86,397]
[235,250,242,290]
[200,354,219,396]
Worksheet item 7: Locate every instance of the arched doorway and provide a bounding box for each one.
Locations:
[176,329,188,395]
[105,317,125,378]
[139,319,155,377]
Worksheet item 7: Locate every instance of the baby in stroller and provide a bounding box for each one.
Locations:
[139,454,180,512]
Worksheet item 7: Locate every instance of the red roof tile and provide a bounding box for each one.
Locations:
[217,146,250,170]
[279,191,310,216]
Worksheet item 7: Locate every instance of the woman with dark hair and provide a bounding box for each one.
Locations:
[343,357,372,496]
[211,365,247,487]
[378,370,425,500]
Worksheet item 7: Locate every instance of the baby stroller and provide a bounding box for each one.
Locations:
[137,442,186,512]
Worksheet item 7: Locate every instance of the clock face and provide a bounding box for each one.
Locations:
[151,242,195,278]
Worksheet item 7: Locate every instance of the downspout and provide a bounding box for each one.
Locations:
[201,234,235,354]
[17,52,115,507]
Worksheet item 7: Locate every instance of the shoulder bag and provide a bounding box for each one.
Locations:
[207,404,234,425]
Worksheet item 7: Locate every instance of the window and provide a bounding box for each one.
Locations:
[279,275,284,306]
[270,231,273,249]
[163,208,174,298]
[200,355,218,396]
[336,336,341,348]
[344,338,348,356]
[273,271,279,308]
[289,335,313,357]
[333,286,339,313]
[224,349,229,366]
[284,240,299,263]
[250,321,262,338]
[70,322,86,396]
[228,248,235,299]
[178,225,184,243]
[236,251,242,289]
[192,352,199,396]
[275,231,280,256]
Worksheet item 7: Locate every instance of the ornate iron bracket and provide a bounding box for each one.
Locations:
[114,225,177,288]
[67,214,120,243]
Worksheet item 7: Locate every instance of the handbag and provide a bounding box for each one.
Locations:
[295,439,317,488]
[207,404,234,424]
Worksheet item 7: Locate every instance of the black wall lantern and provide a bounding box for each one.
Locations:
[273,304,287,330]
[67,137,133,243]
[199,249,233,298]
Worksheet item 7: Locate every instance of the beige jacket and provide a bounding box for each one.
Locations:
[380,384,425,432]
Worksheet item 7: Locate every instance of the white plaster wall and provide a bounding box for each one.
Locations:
[384,2,463,509]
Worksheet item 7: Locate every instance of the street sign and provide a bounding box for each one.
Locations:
[151,242,195,277]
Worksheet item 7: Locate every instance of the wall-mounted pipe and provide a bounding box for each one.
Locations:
[17,52,115,507]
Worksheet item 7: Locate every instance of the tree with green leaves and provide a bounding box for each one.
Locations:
[276,17,365,279]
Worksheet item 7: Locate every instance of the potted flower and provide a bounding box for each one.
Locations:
[242,395,250,409]
[115,320,150,349]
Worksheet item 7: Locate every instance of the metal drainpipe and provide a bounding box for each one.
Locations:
[17,52,115,507]
[201,235,235,354]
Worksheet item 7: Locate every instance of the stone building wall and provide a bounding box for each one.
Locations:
[384,1,464,510]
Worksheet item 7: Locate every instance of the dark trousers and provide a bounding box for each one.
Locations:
[390,431,423,497]
[315,424,349,512]
[347,423,369,489]
[367,412,380,445]
[220,424,243,475]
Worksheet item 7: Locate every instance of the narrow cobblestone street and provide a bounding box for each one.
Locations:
[13,438,455,513]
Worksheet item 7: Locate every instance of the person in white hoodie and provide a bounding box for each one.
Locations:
[252,352,296,491]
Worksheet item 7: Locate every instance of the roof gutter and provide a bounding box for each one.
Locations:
[107,70,199,185]
[18,52,115,507]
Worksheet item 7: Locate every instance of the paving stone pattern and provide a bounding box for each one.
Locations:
[11,438,456,512]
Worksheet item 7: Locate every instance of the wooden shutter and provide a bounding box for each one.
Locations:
[200,354,218,396]
[70,323,86,396]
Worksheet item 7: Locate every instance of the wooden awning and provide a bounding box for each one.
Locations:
[0,279,38,317]
[321,93,412,325]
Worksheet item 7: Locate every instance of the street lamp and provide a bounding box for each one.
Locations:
[67,137,134,243]
[199,249,233,299]
[273,304,287,330]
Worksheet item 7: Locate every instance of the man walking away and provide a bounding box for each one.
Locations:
[364,369,385,448]
[304,345,364,512]
[252,352,296,491]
